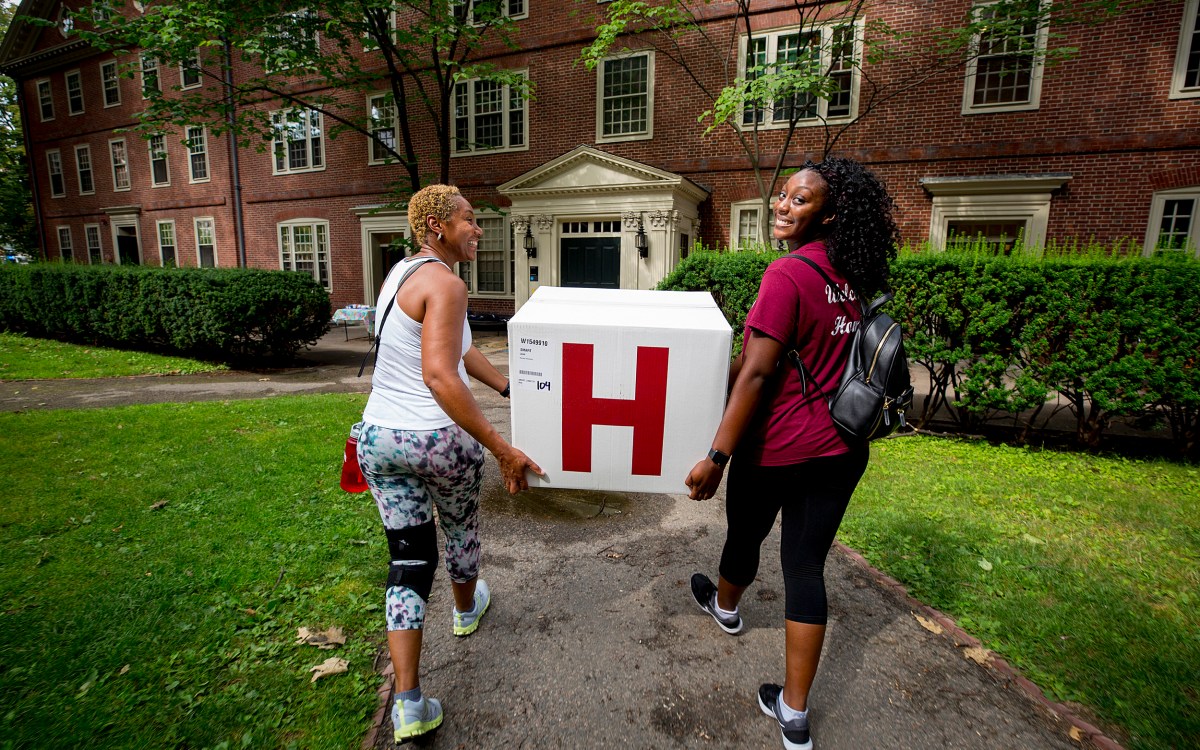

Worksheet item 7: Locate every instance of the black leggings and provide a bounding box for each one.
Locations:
[718,448,869,625]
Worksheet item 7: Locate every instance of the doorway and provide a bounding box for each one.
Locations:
[113,222,141,265]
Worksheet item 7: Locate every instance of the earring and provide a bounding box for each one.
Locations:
[437,233,443,242]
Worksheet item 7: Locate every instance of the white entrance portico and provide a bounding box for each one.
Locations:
[498,145,708,309]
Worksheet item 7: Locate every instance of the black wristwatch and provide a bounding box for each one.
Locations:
[707,448,730,466]
[500,381,510,398]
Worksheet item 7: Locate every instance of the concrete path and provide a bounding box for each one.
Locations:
[2,329,1121,749]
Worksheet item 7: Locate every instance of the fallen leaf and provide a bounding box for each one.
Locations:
[978,558,993,572]
[605,552,625,560]
[1021,533,1045,545]
[962,646,991,666]
[243,608,257,616]
[309,657,348,682]
[149,500,168,511]
[111,524,123,533]
[296,626,346,649]
[914,613,944,635]
[118,664,130,676]
[1069,726,1084,741]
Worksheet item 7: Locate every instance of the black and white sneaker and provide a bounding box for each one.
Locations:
[757,683,813,750]
[689,572,743,634]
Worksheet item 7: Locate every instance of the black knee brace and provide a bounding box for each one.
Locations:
[385,521,438,602]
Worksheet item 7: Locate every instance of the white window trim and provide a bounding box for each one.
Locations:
[194,217,217,267]
[100,61,121,108]
[277,218,332,291]
[921,175,1071,250]
[459,212,512,296]
[961,0,1049,115]
[56,225,73,261]
[464,0,528,25]
[729,198,773,249]
[141,55,160,98]
[74,144,94,196]
[1144,187,1200,256]
[451,71,530,157]
[46,149,66,198]
[595,51,655,143]
[148,135,171,187]
[271,108,326,175]
[84,223,102,264]
[362,10,397,51]
[156,219,177,266]
[36,79,54,121]
[366,92,399,165]
[735,22,863,131]
[65,69,84,115]
[180,51,203,90]
[1172,0,1200,99]
[109,138,131,192]
[186,126,210,184]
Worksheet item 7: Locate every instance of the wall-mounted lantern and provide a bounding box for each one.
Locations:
[635,216,649,259]
[524,224,537,259]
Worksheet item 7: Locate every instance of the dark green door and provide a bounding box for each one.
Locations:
[561,237,620,288]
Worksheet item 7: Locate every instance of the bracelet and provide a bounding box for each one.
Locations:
[500,381,510,398]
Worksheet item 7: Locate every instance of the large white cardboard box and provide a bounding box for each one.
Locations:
[508,287,731,494]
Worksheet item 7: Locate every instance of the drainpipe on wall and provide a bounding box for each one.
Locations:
[223,39,247,268]
[15,81,46,261]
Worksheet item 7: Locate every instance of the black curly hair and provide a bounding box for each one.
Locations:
[802,157,900,297]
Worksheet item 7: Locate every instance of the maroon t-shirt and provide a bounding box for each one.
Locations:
[739,241,862,465]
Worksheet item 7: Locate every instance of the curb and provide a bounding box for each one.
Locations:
[833,542,1126,750]
[362,659,394,750]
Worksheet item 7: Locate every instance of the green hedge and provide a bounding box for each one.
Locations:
[0,264,331,363]
[658,248,1200,458]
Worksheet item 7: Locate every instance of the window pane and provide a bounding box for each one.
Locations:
[1157,199,1196,250]
[603,55,648,136]
[737,209,760,248]
[102,63,120,105]
[66,72,83,113]
[972,6,1038,106]
[76,147,93,193]
[1187,5,1200,89]
[946,219,1025,253]
[476,217,505,292]
[474,81,504,148]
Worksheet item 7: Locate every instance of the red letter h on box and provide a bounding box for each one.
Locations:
[561,343,669,476]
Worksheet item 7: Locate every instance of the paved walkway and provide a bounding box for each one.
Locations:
[3,329,1122,749]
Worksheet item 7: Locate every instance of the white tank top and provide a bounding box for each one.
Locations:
[362,257,472,430]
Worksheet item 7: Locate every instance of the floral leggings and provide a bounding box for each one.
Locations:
[358,422,484,631]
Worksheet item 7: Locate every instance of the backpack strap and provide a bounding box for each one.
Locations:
[777,253,861,398]
[357,257,442,377]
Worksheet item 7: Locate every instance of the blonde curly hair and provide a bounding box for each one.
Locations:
[408,184,463,242]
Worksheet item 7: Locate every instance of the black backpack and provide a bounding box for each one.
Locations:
[782,254,914,443]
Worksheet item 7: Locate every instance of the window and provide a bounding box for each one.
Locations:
[266,9,318,71]
[462,0,527,24]
[65,70,84,115]
[597,53,653,142]
[149,134,170,186]
[157,220,177,266]
[58,6,73,35]
[57,227,73,261]
[36,79,53,121]
[141,56,160,97]
[963,0,1048,114]
[271,109,324,174]
[452,73,528,155]
[195,218,216,267]
[109,139,130,191]
[457,215,509,294]
[362,8,397,51]
[739,23,859,128]
[74,144,94,195]
[1145,188,1200,256]
[46,150,65,198]
[729,199,769,249]
[85,224,102,264]
[1172,0,1200,99]
[367,94,398,164]
[101,61,120,107]
[186,126,209,182]
[180,51,202,89]
[921,174,1071,251]
[278,220,331,290]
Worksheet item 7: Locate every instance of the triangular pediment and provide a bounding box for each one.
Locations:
[0,0,92,76]
[498,145,708,201]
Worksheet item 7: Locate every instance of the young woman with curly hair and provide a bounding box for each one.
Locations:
[685,157,899,750]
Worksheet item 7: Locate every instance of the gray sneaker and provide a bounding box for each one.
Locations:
[453,579,491,636]
[392,694,443,742]
[758,683,812,750]
[690,572,743,634]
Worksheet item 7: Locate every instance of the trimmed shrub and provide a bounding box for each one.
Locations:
[658,246,1200,458]
[0,264,331,364]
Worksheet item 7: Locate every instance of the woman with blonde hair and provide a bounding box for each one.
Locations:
[356,184,542,741]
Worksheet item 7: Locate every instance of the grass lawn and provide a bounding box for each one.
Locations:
[0,333,228,379]
[0,397,1196,749]
[842,436,1199,750]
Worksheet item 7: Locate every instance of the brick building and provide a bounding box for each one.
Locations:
[2,0,1198,318]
